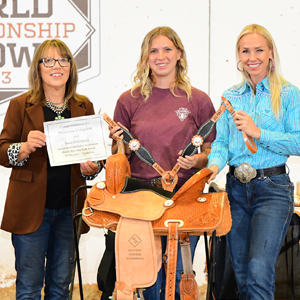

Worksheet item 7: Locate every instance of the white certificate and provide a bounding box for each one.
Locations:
[44,114,110,167]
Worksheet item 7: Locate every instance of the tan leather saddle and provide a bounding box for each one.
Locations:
[82,143,231,300]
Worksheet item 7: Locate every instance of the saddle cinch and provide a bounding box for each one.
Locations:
[82,142,232,300]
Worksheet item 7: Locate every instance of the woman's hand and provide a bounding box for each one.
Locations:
[25,130,46,153]
[109,122,131,155]
[233,110,261,140]
[177,150,198,170]
[177,142,211,170]
[80,160,99,176]
[18,130,46,162]
[108,121,127,141]
[207,165,219,183]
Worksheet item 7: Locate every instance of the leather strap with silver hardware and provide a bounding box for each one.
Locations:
[104,103,227,191]
[104,97,256,192]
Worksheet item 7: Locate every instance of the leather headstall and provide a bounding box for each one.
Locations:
[103,96,257,192]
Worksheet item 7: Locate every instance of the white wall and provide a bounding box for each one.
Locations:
[1,0,300,289]
[209,0,300,183]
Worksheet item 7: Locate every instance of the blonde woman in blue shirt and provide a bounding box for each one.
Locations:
[208,24,300,300]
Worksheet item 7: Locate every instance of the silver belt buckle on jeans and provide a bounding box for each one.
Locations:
[234,163,257,183]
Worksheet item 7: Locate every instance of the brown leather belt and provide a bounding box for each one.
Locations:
[229,165,286,180]
[151,177,163,189]
[151,177,181,190]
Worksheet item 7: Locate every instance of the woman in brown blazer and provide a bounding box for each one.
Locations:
[0,39,101,299]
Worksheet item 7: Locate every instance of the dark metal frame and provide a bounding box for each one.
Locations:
[69,185,92,300]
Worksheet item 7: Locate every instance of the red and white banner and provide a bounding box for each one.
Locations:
[0,0,100,113]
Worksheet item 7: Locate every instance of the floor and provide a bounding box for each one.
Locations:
[0,283,208,299]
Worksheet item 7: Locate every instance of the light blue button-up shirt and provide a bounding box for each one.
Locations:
[207,77,300,171]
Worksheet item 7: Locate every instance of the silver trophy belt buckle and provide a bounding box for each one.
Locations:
[234,163,257,183]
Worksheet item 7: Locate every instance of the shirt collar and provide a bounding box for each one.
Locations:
[235,81,250,94]
[257,77,270,92]
[235,77,270,94]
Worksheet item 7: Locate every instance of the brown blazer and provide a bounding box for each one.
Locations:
[0,93,95,234]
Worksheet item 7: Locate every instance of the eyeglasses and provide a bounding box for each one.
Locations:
[39,57,71,68]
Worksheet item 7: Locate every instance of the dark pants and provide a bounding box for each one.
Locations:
[226,172,294,300]
[12,207,73,300]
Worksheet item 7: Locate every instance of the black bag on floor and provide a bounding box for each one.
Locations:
[210,236,239,300]
[274,213,300,300]
[97,230,116,300]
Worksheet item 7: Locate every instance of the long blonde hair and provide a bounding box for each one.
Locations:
[132,26,191,101]
[28,39,88,105]
[236,24,286,116]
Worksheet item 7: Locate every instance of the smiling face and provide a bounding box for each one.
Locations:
[39,47,70,95]
[148,35,181,86]
[238,33,273,85]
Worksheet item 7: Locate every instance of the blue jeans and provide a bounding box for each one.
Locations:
[12,207,74,300]
[226,172,294,300]
[143,235,199,300]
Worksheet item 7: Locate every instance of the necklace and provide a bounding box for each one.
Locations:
[50,101,65,105]
[46,97,67,120]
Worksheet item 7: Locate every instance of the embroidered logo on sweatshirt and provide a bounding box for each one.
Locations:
[175,107,190,121]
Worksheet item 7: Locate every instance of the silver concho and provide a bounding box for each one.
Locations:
[192,135,204,147]
[196,197,207,203]
[234,163,257,183]
[128,139,141,151]
[164,200,174,207]
[97,182,106,189]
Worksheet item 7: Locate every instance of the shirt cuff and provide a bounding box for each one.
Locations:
[207,158,226,173]
[81,161,102,181]
[7,143,29,166]
[258,129,272,147]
